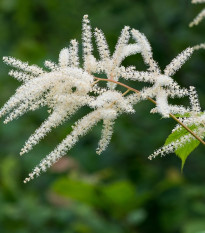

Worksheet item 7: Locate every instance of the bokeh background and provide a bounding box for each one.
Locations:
[0,0,205,232]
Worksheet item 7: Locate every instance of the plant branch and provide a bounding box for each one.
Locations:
[94,77,205,145]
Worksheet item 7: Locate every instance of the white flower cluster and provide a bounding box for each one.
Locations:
[0,15,203,182]
[149,86,205,160]
[190,0,205,27]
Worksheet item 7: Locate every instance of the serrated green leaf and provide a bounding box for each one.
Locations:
[164,124,200,170]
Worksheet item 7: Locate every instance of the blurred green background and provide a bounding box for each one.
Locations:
[0,0,205,232]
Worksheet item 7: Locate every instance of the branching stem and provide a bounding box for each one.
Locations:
[94,77,205,145]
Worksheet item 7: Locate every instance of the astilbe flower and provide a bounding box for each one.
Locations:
[0,15,202,182]
[190,0,205,27]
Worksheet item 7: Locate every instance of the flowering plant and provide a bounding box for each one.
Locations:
[1,11,205,183]
[190,0,205,27]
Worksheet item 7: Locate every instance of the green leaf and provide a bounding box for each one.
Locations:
[175,139,200,171]
[165,125,198,146]
[165,125,200,170]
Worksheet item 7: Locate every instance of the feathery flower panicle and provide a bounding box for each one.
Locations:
[149,86,205,160]
[126,45,193,117]
[1,15,203,182]
[190,0,205,27]
[131,29,160,73]
[25,91,138,182]
[3,56,44,77]
[93,25,142,89]
[96,119,115,155]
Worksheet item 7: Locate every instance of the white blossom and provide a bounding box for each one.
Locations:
[1,15,204,182]
[148,126,204,160]
[149,86,205,160]
[96,119,115,155]
[190,0,205,27]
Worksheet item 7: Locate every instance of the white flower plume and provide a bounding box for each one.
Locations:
[190,0,205,27]
[0,15,202,182]
[119,35,193,117]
